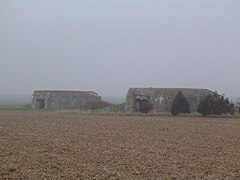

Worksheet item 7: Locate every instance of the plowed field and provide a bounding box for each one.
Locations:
[1,111,240,179]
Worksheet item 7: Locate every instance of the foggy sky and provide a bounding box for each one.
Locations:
[1,0,240,97]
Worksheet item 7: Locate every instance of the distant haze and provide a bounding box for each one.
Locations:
[1,0,240,99]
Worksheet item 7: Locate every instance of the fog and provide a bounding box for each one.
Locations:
[1,0,240,99]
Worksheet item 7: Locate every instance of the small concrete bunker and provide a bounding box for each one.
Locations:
[125,88,215,113]
[32,90,102,110]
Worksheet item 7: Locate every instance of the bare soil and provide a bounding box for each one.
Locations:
[0,111,240,179]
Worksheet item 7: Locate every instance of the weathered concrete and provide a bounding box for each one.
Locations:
[32,90,102,110]
[125,88,215,113]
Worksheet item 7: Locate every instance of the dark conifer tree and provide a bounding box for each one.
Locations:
[171,91,190,115]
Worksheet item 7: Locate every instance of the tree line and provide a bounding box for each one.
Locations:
[171,91,236,116]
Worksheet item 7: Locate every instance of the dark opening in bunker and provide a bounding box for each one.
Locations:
[135,95,153,113]
[36,98,45,109]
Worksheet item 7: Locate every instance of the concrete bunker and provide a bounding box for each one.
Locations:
[125,88,215,113]
[32,90,105,110]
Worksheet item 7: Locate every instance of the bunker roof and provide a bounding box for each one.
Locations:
[128,88,214,96]
[32,90,100,97]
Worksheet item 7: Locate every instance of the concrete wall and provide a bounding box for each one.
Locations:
[125,88,215,113]
[32,90,101,110]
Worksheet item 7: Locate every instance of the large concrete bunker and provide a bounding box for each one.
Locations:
[125,88,215,113]
[32,90,102,110]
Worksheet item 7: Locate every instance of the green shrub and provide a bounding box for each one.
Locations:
[138,100,153,114]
